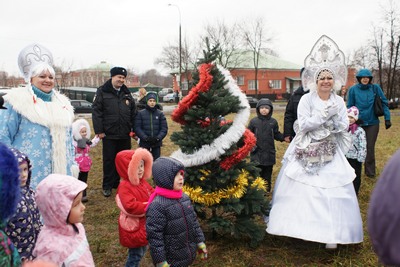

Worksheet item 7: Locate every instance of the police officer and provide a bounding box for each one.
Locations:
[92,67,136,197]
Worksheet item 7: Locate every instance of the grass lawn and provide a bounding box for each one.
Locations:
[80,107,400,267]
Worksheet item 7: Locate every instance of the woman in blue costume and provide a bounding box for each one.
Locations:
[267,36,363,249]
[0,44,77,189]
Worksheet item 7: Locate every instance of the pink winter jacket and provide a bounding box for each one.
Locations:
[33,174,95,267]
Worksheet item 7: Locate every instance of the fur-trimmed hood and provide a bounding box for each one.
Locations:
[115,148,153,186]
[72,119,91,141]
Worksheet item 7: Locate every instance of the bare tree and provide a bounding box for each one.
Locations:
[139,69,172,88]
[348,46,374,69]
[241,17,273,96]
[154,42,180,70]
[54,59,74,90]
[155,37,199,91]
[370,0,400,99]
[200,20,245,68]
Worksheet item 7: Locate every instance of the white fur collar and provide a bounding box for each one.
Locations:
[4,85,74,174]
[4,85,74,127]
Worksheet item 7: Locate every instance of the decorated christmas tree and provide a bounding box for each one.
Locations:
[170,40,268,247]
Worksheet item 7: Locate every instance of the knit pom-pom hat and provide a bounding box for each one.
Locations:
[0,143,20,224]
[347,106,359,121]
[72,118,91,141]
[115,148,153,185]
[152,157,184,190]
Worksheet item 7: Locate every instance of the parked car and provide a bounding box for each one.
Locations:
[246,97,259,108]
[70,100,93,113]
[158,88,173,99]
[163,93,175,103]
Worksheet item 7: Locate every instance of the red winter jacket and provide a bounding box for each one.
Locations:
[115,148,154,248]
[117,179,154,248]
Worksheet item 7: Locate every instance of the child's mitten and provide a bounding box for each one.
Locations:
[197,242,208,260]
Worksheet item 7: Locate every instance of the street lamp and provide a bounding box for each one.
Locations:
[168,3,181,103]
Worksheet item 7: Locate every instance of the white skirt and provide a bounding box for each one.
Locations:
[267,163,363,244]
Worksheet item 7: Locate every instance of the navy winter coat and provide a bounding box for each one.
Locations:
[135,106,168,148]
[146,157,205,267]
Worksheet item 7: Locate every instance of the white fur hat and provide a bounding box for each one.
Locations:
[347,106,359,121]
[72,118,91,141]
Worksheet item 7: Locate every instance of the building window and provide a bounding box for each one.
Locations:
[236,76,244,85]
[269,80,281,90]
[248,80,258,90]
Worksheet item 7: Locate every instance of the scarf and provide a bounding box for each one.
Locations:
[349,123,358,134]
[145,186,182,211]
[32,85,53,102]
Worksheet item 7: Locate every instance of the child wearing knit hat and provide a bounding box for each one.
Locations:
[145,157,207,267]
[134,91,168,160]
[72,118,100,202]
[115,148,154,267]
[345,106,367,195]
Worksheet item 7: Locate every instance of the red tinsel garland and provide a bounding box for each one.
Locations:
[219,129,256,170]
[171,63,213,124]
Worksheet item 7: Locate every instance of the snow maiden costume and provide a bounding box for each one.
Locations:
[267,35,363,248]
[0,44,76,189]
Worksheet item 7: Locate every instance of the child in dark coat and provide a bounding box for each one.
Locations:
[145,157,207,267]
[135,91,168,160]
[248,98,285,193]
[6,148,42,262]
[0,142,21,266]
[115,148,154,267]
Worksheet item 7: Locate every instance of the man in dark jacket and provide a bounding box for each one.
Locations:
[283,68,309,142]
[92,67,136,197]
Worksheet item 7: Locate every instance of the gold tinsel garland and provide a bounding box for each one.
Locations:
[183,170,267,206]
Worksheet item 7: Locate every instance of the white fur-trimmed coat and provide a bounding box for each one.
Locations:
[0,86,76,189]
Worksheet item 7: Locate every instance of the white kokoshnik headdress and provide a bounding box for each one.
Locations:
[301,35,347,93]
[18,43,54,82]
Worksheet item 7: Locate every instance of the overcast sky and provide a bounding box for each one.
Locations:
[0,0,393,77]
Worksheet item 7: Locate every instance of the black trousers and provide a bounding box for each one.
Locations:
[258,165,273,193]
[347,158,362,195]
[78,171,89,197]
[140,145,161,160]
[102,138,131,190]
[362,124,379,177]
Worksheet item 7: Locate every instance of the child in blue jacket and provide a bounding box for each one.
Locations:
[134,92,168,160]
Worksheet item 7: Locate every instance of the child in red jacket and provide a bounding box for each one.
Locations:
[115,148,154,267]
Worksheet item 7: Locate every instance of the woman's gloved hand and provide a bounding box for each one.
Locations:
[385,120,392,129]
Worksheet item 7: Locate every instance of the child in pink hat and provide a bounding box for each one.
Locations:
[345,106,367,195]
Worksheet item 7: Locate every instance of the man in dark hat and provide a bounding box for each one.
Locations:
[92,67,136,197]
